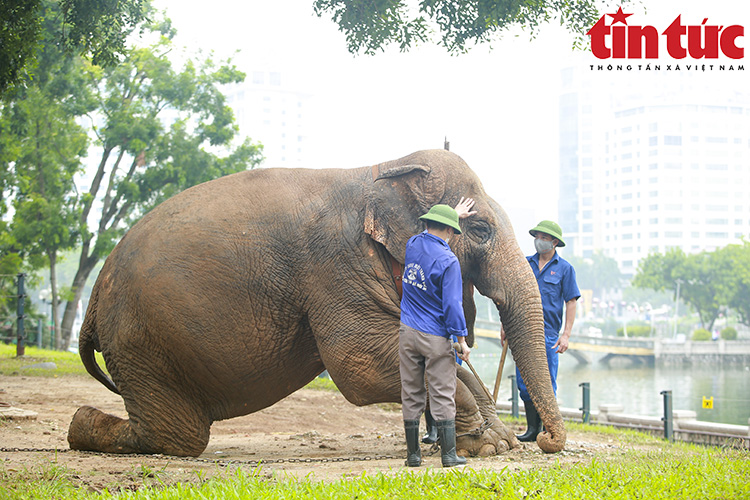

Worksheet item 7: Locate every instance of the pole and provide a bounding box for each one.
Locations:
[673,280,682,339]
[16,273,25,357]
[509,375,519,418]
[579,382,591,424]
[492,341,509,402]
[661,390,673,442]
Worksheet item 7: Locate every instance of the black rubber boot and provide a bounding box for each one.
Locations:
[436,420,467,467]
[422,409,438,444]
[404,420,422,467]
[517,400,542,442]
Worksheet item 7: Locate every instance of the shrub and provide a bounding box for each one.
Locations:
[691,328,711,341]
[616,325,653,337]
[720,327,738,340]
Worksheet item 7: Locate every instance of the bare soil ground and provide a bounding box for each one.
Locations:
[1,375,629,491]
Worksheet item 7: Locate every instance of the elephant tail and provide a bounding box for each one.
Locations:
[79,289,120,395]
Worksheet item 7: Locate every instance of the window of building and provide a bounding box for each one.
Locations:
[649,232,659,238]
[666,218,683,224]
[706,219,728,225]
[706,137,728,143]
[664,136,682,145]
[270,72,282,86]
[622,193,633,199]
[707,232,728,238]
[649,136,658,146]
[665,232,683,237]
[623,234,633,240]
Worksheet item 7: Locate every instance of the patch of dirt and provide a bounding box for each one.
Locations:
[0,375,632,490]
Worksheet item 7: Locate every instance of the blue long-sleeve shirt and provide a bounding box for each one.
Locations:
[527,252,581,338]
[400,231,468,339]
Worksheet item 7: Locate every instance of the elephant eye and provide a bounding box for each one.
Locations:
[465,220,491,244]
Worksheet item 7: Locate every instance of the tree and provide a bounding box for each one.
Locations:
[52,20,263,350]
[313,0,630,55]
[0,0,149,95]
[715,241,750,327]
[632,248,736,331]
[2,2,97,348]
[2,12,264,350]
[8,85,88,349]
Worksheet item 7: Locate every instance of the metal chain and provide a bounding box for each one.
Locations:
[0,447,400,466]
[456,418,493,438]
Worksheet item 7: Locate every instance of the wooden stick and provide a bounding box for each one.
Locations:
[492,341,509,403]
[453,343,495,405]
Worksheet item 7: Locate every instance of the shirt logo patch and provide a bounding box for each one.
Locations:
[550,271,556,275]
[403,263,428,291]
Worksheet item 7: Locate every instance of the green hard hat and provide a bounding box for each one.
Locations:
[529,220,565,247]
[420,204,462,234]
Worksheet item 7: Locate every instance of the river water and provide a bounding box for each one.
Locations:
[469,341,750,427]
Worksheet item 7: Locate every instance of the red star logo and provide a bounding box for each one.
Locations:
[608,7,633,25]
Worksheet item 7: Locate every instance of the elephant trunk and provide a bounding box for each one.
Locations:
[486,249,566,454]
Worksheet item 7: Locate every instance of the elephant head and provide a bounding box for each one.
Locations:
[363,149,565,453]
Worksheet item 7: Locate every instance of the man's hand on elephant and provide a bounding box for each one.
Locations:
[455,197,477,219]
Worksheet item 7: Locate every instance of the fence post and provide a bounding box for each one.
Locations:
[509,375,519,418]
[579,382,591,424]
[661,390,673,442]
[16,273,26,357]
[37,319,43,348]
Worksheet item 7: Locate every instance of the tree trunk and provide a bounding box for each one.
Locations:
[60,249,100,351]
[48,251,62,351]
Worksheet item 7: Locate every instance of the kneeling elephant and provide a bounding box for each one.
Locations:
[68,149,566,457]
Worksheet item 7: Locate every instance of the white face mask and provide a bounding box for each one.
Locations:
[534,238,555,254]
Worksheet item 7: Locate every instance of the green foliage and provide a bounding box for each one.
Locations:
[717,241,750,327]
[632,246,746,331]
[2,11,264,350]
[0,0,150,95]
[720,327,738,341]
[314,0,631,55]
[691,328,711,342]
[616,324,652,338]
[0,344,107,376]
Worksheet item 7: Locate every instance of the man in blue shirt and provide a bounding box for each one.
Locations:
[400,200,474,468]
[505,220,580,442]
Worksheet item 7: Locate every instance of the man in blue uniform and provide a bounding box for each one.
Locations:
[505,220,580,442]
[399,200,475,468]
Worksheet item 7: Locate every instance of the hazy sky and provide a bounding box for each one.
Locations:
[152,0,748,250]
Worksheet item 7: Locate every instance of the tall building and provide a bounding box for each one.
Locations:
[559,66,750,277]
[224,70,310,168]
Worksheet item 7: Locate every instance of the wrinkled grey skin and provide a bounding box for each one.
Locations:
[68,149,565,457]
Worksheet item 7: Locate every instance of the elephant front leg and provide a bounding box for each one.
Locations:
[455,367,520,456]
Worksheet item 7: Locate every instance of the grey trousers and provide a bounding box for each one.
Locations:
[399,322,457,421]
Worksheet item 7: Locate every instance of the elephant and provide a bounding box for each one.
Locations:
[67,149,566,457]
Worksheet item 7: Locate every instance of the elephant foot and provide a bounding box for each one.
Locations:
[68,406,141,454]
[455,417,519,457]
[68,405,209,457]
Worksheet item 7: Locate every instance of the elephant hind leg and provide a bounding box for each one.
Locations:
[68,405,210,457]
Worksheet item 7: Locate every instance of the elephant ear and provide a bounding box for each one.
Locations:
[364,153,447,261]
